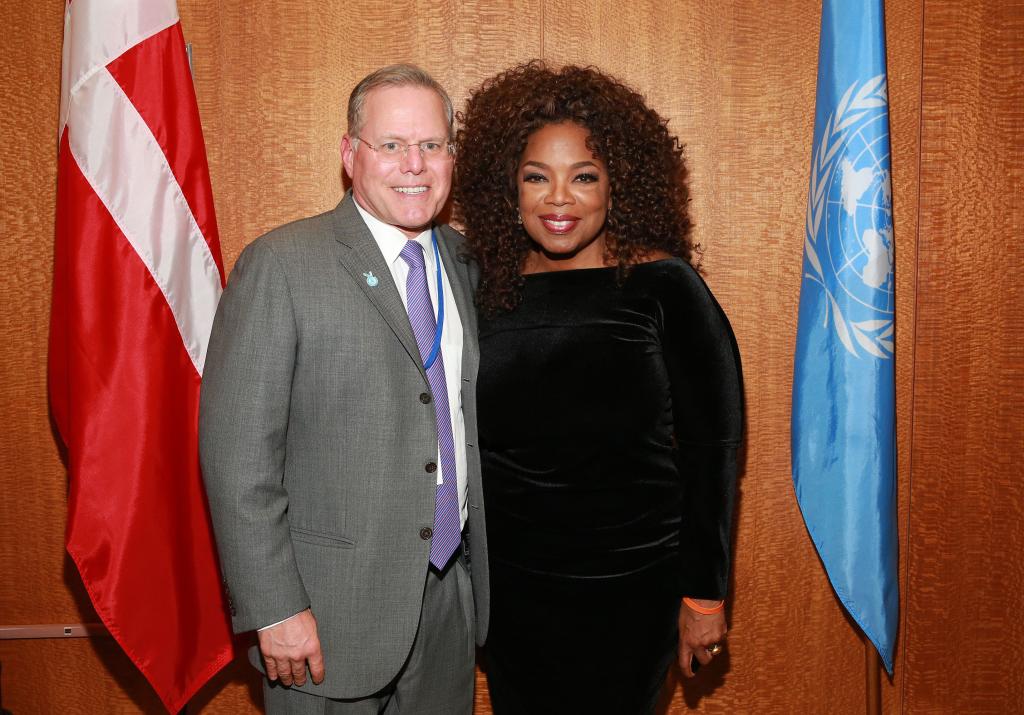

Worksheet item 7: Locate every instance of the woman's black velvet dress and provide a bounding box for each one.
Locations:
[478,259,744,715]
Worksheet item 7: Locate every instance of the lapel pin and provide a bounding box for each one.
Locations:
[363,271,379,287]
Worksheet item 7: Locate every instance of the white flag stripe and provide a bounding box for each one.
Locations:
[60,0,180,140]
[68,67,222,375]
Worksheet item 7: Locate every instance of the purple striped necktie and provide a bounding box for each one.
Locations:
[399,239,461,569]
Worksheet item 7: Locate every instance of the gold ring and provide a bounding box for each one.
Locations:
[707,643,723,656]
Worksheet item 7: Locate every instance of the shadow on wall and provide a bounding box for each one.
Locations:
[189,644,264,713]
[1,660,12,715]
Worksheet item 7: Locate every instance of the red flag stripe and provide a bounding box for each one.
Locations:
[107,23,225,281]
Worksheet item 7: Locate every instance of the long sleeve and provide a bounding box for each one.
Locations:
[199,237,310,632]
[657,262,744,600]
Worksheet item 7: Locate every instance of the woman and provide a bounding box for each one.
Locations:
[454,62,743,714]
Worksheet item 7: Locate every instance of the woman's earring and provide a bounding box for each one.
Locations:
[515,210,523,225]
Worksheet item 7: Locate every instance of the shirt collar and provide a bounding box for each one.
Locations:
[353,198,433,267]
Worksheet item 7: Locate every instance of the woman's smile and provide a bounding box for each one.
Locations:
[538,213,581,234]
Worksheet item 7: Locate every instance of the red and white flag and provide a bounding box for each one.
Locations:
[49,1,233,711]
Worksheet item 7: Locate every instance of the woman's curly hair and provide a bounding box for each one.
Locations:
[453,61,696,316]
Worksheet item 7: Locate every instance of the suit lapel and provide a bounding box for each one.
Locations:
[330,195,427,382]
[436,225,477,340]
[436,225,480,380]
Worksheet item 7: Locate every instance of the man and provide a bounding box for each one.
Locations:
[199,64,488,714]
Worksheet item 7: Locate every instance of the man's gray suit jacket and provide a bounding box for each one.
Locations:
[199,194,490,700]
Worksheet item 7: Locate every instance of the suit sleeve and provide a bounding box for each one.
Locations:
[199,238,310,633]
[659,263,744,601]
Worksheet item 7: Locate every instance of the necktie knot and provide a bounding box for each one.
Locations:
[400,239,426,270]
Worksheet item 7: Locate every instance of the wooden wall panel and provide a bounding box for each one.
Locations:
[0,0,69,629]
[903,1,1024,712]
[0,0,112,690]
[1,1,1021,713]
[884,0,924,711]
[0,639,164,713]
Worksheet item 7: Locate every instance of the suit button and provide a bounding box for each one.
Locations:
[419,392,431,404]
[425,462,437,473]
[420,527,433,540]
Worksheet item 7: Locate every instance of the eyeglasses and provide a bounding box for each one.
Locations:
[356,137,454,162]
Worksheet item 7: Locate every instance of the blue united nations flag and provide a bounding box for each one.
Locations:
[792,0,898,674]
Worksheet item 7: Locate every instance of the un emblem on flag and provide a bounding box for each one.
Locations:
[804,75,894,359]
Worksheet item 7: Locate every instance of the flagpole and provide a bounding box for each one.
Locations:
[865,637,881,715]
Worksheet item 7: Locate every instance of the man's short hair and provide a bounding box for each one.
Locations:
[347,64,454,140]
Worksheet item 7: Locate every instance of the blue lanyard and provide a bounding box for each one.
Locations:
[423,228,444,370]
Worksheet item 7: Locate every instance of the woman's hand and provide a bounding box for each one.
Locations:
[678,598,727,677]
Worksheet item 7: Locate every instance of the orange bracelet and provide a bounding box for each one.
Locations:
[683,597,725,615]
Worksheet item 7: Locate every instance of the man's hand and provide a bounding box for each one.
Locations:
[257,608,325,687]
[678,598,727,678]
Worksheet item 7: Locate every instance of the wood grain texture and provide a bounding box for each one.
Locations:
[885,0,924,712]
[1,0,1020,713]
[0,639,165,713]
[903,0,1024,712]
[0,0,93,630]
